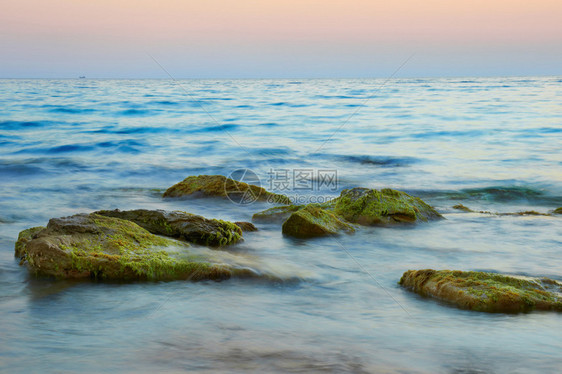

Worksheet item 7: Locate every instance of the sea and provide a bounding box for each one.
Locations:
[0,77,561,373]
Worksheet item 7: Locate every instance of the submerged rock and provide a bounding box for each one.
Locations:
[553,207,562,215]
[334,188,442,225]
[252,205,304,223]
[452,204,551,216]
[163,175,291,204]
[499,211,549,216]
[95,209,242,246]
[452,204,473,212]
[399,269,562,313]
[234,221,258,232]
[15,213,258,281]
[282,205,355,238]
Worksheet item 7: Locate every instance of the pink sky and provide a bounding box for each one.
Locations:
[1,0,561,77]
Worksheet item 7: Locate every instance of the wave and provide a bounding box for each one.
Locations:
[14,139,146,155]
[47,144,95,153]
[258,122,279,127]
[148,100,179,106]
[314,95,358,99]
[310,153,418,167]
[247,147,292,157]
[410,129,486,139]
[0,162,45,176]
[191,124,240,133]
[458,186,547,202]
[86,126,178,135]
[96,139,145,151]
[419,186,562,205]
[48,107,96,114]
[0,120,53,130]
[516,127,562,135]
[118,109,153,116]
[268,102,309,108]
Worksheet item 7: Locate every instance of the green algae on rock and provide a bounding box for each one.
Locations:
[94,209,242,246]
[282,205,355,238]
[14,213,251,281]
[553,207,562,215]
[335,188,442,226]
[399,269,562,313]
[15,226,45,259]
[163,175,291,204]
[234,221,258,232]
[252,204,304,223]
[252,199,337,224]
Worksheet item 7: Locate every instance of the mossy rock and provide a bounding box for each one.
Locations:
[14,213,258,281]
[252,205,304,223]
[95,209,242,246]
[399,269,562,313]
[553,207,562,215]
[452,204,473,212]
[234,221,258,232]
[15,226,45,258]
[282,205,355,238]
[334,188,442,226]
[163,175,291,204]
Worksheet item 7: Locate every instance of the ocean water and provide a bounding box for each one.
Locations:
[0,77,561,373]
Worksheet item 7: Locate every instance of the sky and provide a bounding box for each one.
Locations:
[1,0,561,78]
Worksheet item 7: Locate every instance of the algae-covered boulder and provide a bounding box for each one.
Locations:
[95,209,242,246]
[335,188,442,225]
[234,221,258,232]
[14,213,257,281]
[553,207,562,215]
[252,205,304,223]
[163,175,291,204]
[15,226,45,259]
[282,205,355,238]
[399,269,562,313]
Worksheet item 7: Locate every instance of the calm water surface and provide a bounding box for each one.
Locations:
[0,78,561,373]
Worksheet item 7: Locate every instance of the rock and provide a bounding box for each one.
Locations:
[15,226,45,259]
[453,205,551,216]
[163,175,291,204]
[399,269,562,313]
[282,205,355,238]
[498,210,548,216]
[94,209,242,246]
[334,188,443,226]
[15,213,257,281]
[452,204,473,212]
[553,207,562,215]
[234,221,258,232]
[252,205,304,223]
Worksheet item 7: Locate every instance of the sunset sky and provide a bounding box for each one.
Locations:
[1,0,561,78]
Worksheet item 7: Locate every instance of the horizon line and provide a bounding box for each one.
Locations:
[0,73,560,80]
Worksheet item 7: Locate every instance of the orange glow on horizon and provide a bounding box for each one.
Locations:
[2,0,561,45]
[1,0,561,77]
